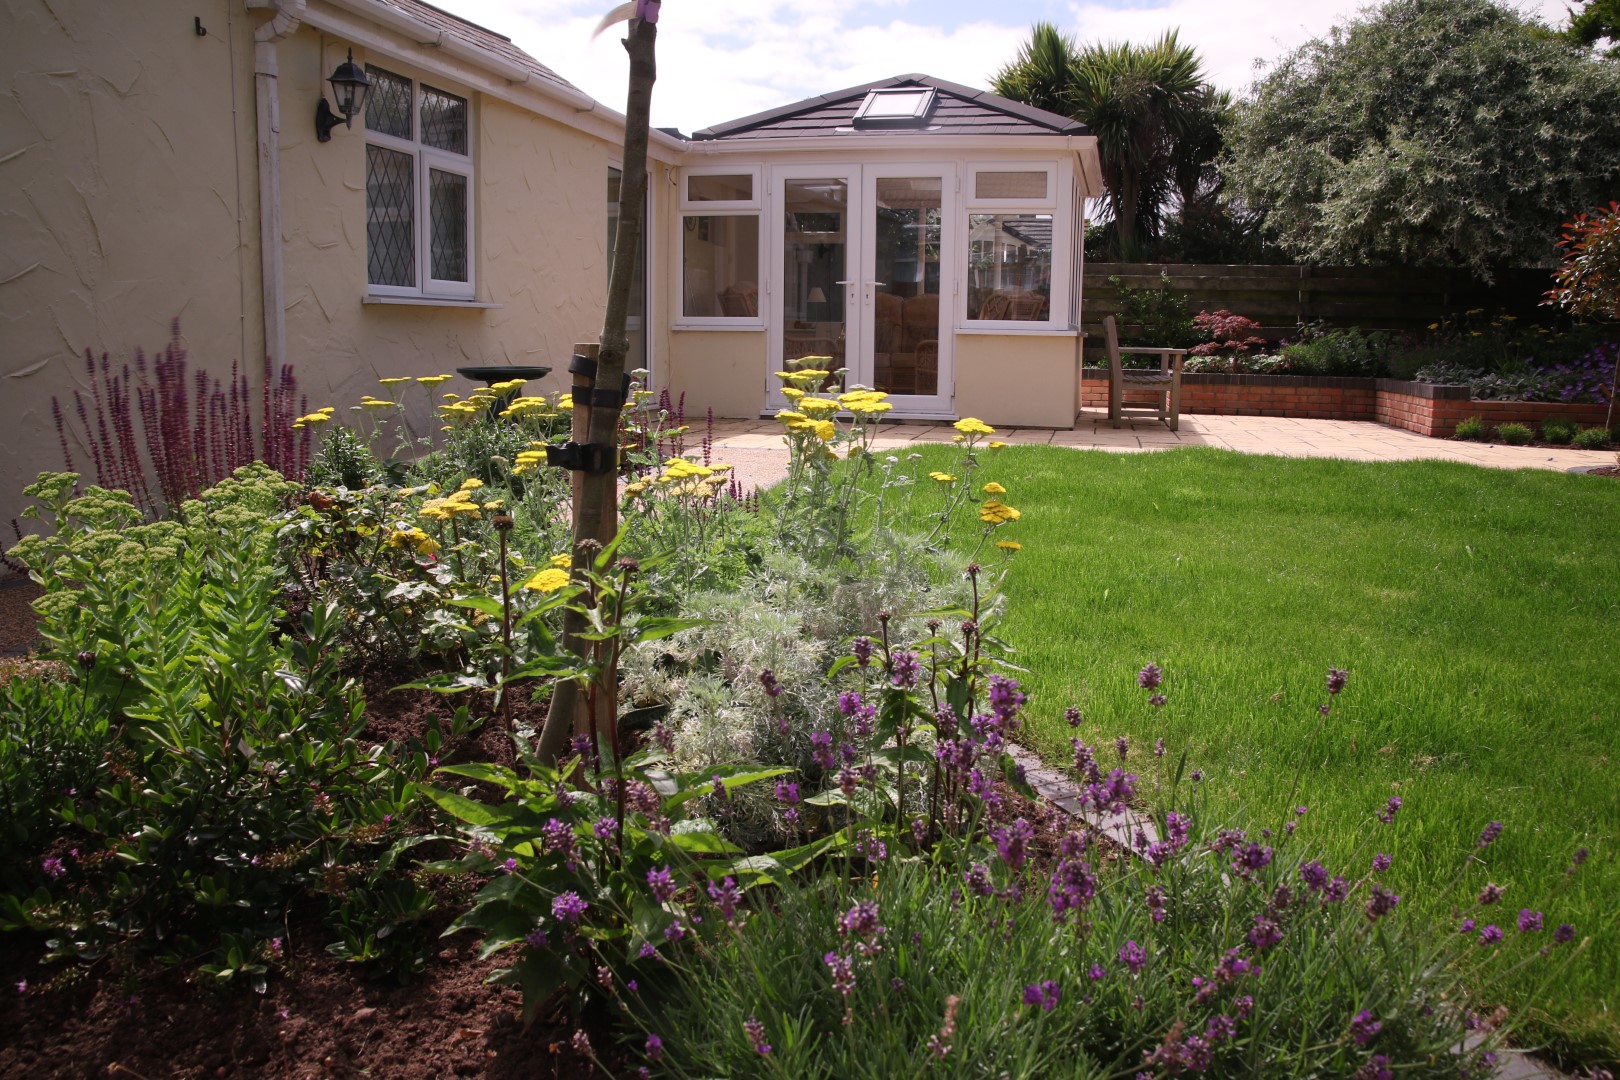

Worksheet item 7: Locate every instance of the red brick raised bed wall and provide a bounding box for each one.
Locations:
[1079,370,1611,438]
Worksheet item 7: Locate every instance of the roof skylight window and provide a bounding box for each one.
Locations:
[852,88,937,128]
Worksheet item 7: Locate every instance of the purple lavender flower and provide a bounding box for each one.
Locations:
[1300,860,1329,892]
[1115,735,1130,761]
[593,816,617,842]
[855,829,888,863]
[1154,738,1166,759]
[1553,923,1575,944]
[1206,1014,1237,1045]
[1145,885,1167,923]
[1571,847,1589,867]
[1365,885,1400,922]
[744,1016,771,1055]
[1232,841,1273,878]
[1517,909,1543,933]
[963,863,994,898]
[890,650,922,688]
[644,1034,664,1063]
[1088,963,1107,981]
[1325,875,1351,904]
[1248,915,1283,952]
[987,675,1025,721]
[824,951,856,1000]
[647,865,676,904]
[1022,980,1061,1012]
[759,668,783,698]
[1137,662,1164,690]
[664,920,686,942]
[572,1030,591,1055]
[1377,796,1402,824]
[541,817,578,869]
[1479,882,1505,906]
[1355,1055,1393,1080]
[1371,853,1392,873]
[993,818,1036,872]
[1215,949,1253,983]
[1479,924,1504,946]
[837,690,863,717]
[1086,768,1137,814]
[1047,858,1098,923]
[1071,738,1099,782]
[708,876,742,923]
[1149,693,1167,708]
[852,636,873,668]
[1118,939,1147,975]
[775,779,799,804]
[1460,918,1477,933]
[1164,811,1191,851]
[501,857,518,874]
[1477,821,1503,849]
[1350,1009,1382,1046]
[838,900,886,956]
[526,928,548,949]
[1064,706,1083,727]
[1327,667,1349,695]
[810,730,836,770]
[41,857,64,880]
[552,891,589,924]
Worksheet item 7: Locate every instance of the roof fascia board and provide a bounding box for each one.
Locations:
[305,0,684,159]
[679,133,1095,158]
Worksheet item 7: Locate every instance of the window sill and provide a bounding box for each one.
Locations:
[672,322,765,332]
[956,326,1077,336]
[364,295,503,310]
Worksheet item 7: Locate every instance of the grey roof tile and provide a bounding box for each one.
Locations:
[693,74,1086,142]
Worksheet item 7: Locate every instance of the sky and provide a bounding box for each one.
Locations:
[427,0,1576,133]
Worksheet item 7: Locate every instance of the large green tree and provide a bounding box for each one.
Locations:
[993,24,1222,257]
[1222,0,1620,279]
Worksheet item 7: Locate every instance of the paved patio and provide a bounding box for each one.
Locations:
[705,410,1614,473]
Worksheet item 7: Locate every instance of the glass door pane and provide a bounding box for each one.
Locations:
[781,178,849,390]
[869,176,943,397]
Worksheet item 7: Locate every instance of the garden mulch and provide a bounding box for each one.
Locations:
[0,576,42,657]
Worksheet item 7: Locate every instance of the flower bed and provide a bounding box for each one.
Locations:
[1081,370,1613,437]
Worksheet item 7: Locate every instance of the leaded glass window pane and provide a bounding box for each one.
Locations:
[420,85,468,155]
[364,65,412,139]
[367,144,416,287]
[429,169,468,282]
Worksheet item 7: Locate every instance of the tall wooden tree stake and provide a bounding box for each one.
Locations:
[536,7,658,765]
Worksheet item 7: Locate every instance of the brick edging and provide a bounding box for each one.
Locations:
[1080,369,1609,437]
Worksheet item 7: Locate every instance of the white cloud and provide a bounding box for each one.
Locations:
[441,0,1576,131]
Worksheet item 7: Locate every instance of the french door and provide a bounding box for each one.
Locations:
[767,163,956,416]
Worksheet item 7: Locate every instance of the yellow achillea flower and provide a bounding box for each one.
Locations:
[983,482,1006,495]
[980,499,1021,524]
[523,568,571,593]
[417,374,453,386]
[513,449,547,475]
[359,396,398,410]
[490,378,528,394]
[996,540,1022,552]
[954,417,995,436]
[385,527,440,555]
[378,377,411,386]
[624,481,649,497]
[443,393,462,401]
[550,553,573,569]
[781,387,805,400]
[811,419,836,441]
[798,397,838,413]
[929,471,956,483]
[419,489,482,521]
[293,411,332,427]
[988,441,1007,451]
[459,478,484,490]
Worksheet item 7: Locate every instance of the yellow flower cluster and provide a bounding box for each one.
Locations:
[292,406,336,429]
[838,389,893,416]
[384,526,440,555]
[774,409,836,441]
[983,482,1006,494]
[979,499,1022,525]
[378,377,412,386]
[359,395,399,411]
[638,456,735,499]
[798,397,839,414]
[513,442,550,476]
[500,396,555,420]
[419,478,490,521]
[522,567,571,593]
[417,374,453,386]
[929,471,956,483]
[954,417,995,437]
[490,378,528,395]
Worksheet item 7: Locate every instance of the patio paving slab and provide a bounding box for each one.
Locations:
[697,412,1613,479]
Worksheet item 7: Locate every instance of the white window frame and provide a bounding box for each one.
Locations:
[959,160,1070,330]
[676,166,764,327]
[365,64,476,302]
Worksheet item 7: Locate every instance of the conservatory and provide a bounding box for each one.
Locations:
[656,75,1105,428]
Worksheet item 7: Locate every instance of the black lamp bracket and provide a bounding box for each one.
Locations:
[315,97,353,143]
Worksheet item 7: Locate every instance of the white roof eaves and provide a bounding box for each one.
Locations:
[304,0,685,160]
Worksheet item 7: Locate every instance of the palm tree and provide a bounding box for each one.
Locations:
[993,25,1213,257]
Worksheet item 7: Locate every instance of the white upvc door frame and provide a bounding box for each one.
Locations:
[765,162,959,417]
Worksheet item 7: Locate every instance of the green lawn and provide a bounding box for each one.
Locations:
[928,444,1618,1059]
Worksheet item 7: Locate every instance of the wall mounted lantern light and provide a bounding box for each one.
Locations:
[315,49,370,142]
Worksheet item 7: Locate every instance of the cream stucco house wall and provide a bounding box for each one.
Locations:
[0,0,1100,526]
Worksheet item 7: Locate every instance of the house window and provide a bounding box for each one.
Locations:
[964,164,1061,324]
[679,168,761,321]
[364,64,475,300]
